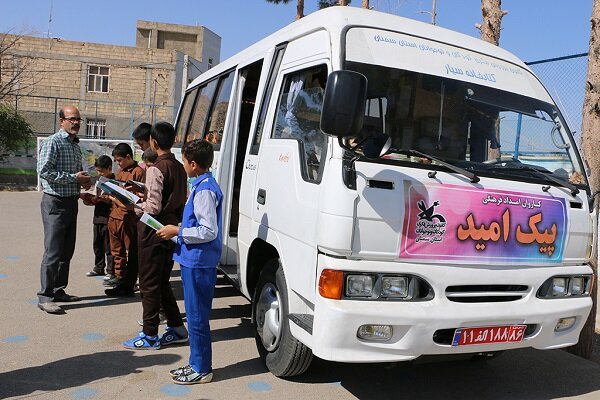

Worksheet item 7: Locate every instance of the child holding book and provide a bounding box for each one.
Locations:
[104,143,144,296]
[123,122,188,350]
[82,155,115,279]
[156,139,222,384]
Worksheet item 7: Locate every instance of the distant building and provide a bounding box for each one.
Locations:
[1,21,221,139]
[136,20,220,74]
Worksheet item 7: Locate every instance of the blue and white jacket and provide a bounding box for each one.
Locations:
[173,172,223,268]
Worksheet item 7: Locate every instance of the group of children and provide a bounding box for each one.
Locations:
[81,121,222,385]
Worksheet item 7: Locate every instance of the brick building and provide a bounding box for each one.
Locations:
[1,21,220,139]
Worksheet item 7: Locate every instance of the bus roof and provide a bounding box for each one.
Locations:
[188,7,528,89]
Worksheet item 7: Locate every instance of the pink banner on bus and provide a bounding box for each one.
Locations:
[399,183,567,263]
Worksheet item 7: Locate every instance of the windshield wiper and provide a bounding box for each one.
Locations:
[496,163,579,196]
[387,148,480,183]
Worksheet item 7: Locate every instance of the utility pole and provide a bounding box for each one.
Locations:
[47,0,53,49]
[418,0,437,25]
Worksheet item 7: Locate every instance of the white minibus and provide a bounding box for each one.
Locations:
[172,7,595,376]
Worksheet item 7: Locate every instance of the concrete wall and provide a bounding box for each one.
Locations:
[2,34,205,138]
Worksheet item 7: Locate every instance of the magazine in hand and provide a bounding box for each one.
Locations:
[125,179,146,193]
[97,180,141,206]
[140,212,177,243]
[98,176,125,186]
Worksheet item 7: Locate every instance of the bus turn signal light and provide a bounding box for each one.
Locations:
[319,269,344,300]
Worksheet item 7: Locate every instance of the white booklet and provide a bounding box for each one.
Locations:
[97,180,141,205]
[140,212,177,243]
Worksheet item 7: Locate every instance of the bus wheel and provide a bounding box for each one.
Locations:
[253,259,313,377]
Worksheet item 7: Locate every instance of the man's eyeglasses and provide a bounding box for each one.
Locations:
[62,117,83,123]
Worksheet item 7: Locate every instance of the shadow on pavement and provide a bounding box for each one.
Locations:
[213,357,267,382]
[212,318,253,343]
[211,303,251,320]
[287,348,600,400]
[59,294,141,311]
[0,350,181,398]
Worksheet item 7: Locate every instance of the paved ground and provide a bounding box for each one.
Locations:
[2,190,600,400]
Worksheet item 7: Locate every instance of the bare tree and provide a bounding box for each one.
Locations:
[266,0,304,20]
[0,30,39,103]
[476,0,507,160]
[0,30,36,159]
[569,0,600,360]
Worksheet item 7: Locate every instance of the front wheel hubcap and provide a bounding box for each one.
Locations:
[256,282,282,351]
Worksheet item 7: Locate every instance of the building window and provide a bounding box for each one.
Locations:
[88,66,110,93]
[86,119,106,139]
[208,58,213,70]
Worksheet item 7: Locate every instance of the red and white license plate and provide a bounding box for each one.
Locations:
[452,325,526,347]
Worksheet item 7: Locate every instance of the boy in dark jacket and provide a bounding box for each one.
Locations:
[123,122,188,350]
[82,155,115,279]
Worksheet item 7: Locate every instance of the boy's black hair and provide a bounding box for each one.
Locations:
[142,148,158,163]
[94,154,112,169]
[132,122,152,142]
[182,139,214,170]
[112,142,134,158]
[150,121,175,150]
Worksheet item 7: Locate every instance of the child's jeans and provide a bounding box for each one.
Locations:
[181,265,217,374]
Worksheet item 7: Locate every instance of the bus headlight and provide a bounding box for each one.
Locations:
[569,277,586,296]
[552,277,568,296]
[346,275,374,297]
[537,275,592,298]
[381,276,409,298]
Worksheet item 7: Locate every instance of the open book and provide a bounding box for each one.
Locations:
[98,176,125,186]
[125,179,146,193]
[140,212,177,243]
[97,180,140,206]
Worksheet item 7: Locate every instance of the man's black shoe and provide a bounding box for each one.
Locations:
[103,277,122,287]
[105,286,134,297]
[54,292,81,302]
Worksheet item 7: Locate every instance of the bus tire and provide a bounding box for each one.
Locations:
[253,259,313,377]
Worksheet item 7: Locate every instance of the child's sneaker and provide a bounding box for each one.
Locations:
[169,364,193,377]
[123,331,160,350]
[172,367,213,385]
[160,326,189,346]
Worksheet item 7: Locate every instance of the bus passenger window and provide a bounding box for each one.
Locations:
[187,79,218,143]
[174,87,199,147]
[204,72,235,151]
[273,65,328,182]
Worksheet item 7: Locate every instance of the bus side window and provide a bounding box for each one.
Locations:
[250,45,286,155]
[186,79,218,143]
[204,72,235,151]
[174,87,199,147]
[273,64,328,182]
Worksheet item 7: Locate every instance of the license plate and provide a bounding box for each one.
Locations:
[452,325,527,347]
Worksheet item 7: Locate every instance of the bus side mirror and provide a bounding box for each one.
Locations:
[320,70,367,138]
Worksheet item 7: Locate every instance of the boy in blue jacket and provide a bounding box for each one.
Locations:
[157,139,223,385]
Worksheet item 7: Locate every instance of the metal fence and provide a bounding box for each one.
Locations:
[526,53,588,145]
[12,94,177,140]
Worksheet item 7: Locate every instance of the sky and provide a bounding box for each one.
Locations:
[0,0,593,133]
[0,0,593,63]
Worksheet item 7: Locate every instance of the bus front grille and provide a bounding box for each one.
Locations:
[445,285,529,303]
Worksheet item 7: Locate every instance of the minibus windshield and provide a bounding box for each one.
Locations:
[345,61,587,188]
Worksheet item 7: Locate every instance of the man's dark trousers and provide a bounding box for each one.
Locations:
[38,193,78,303]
